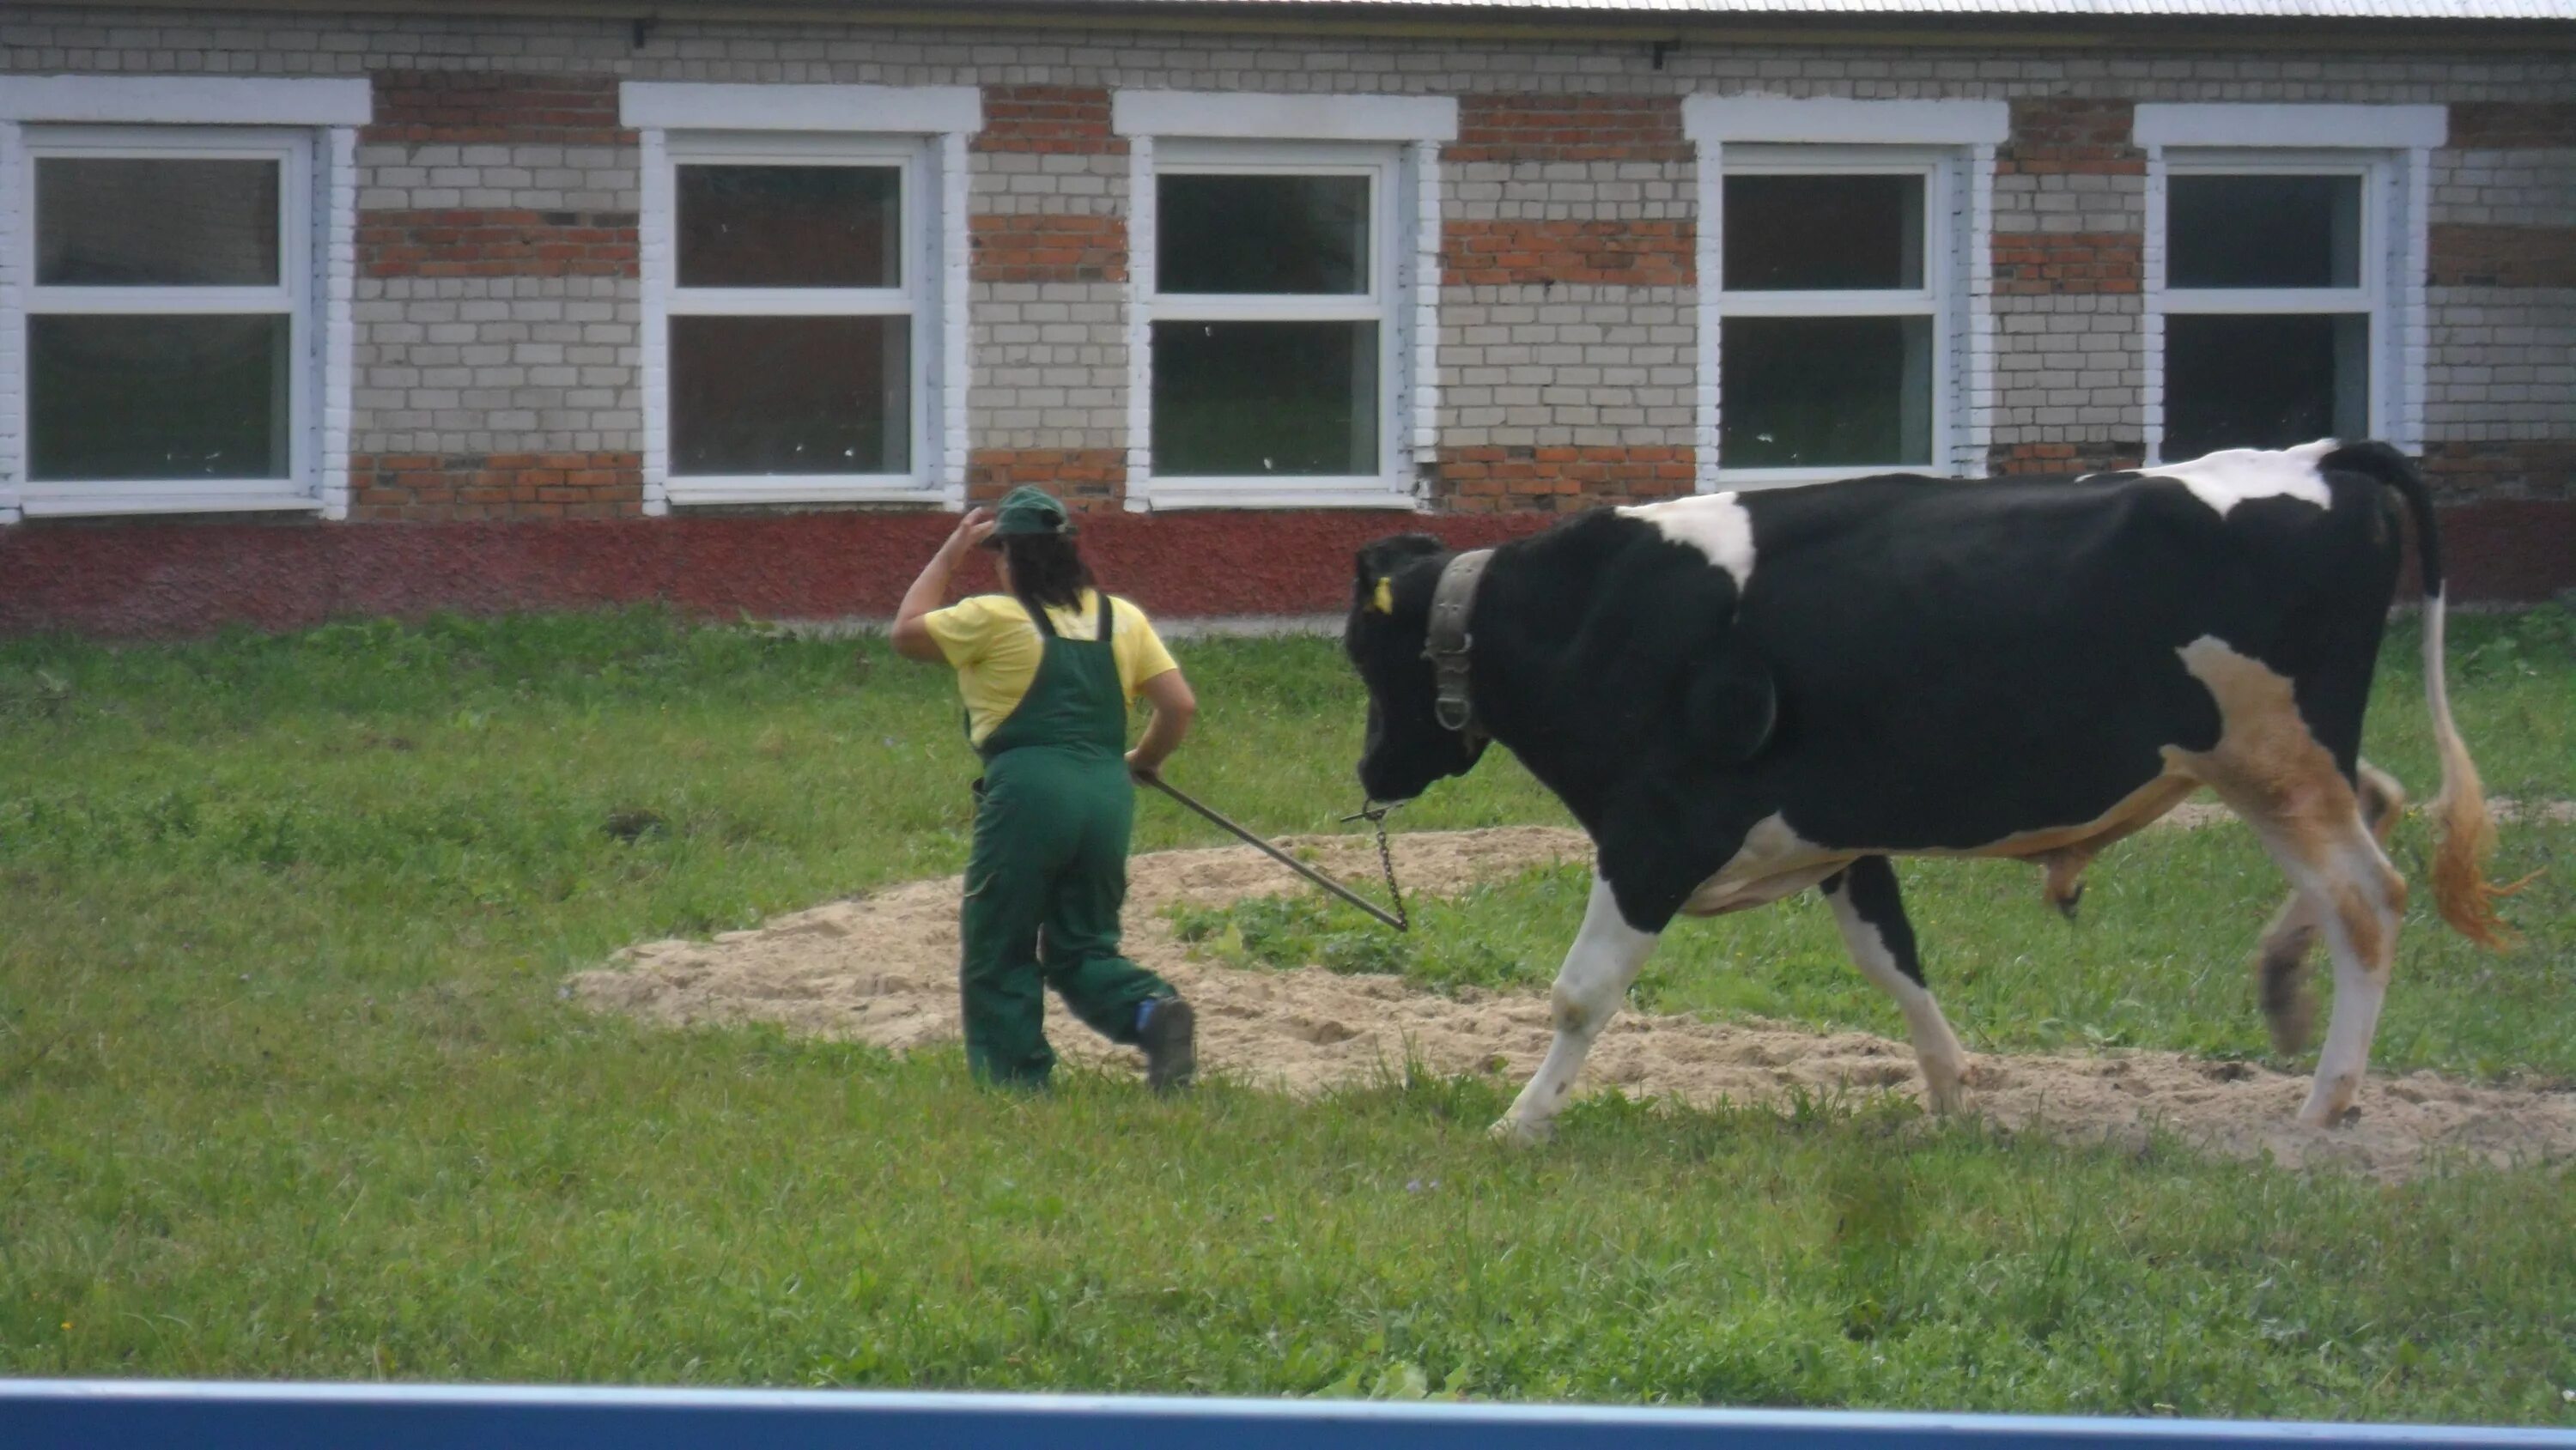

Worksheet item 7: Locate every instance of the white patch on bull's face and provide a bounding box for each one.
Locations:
[1618,492,1755,589]
[2124,438,2336,519]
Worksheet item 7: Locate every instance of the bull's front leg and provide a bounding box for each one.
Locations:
[1494,872,1662,1145]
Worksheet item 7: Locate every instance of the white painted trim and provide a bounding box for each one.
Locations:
[661,480,946,507]
[1693,139,1722,493]
[1406,138,1441,492]
[636,128,672,517]
[2133,104,2445,152]
[0,122,22,523]
[0,76,371,128]
[936,130,970,508]
[317,125,356,521]
[619,82,981,136]
[15,488,323,519]
[2393,145,2432,458]
[1123,136,1157,513]
[1141,484,1420,512]
[1113,90,1458,143]
[2142,144,2168,467]
[1955,143,1997,477]
[1682,96,2008,148]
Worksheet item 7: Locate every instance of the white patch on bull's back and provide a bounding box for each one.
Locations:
[1619,492,1755,588]
[2125,438,2336,519]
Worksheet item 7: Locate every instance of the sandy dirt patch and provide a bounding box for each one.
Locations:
[573,821,2574,1183]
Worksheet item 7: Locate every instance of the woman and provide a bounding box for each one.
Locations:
[890,486,1199,1092]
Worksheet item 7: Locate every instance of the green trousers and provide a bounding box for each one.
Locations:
[960,744,1170,1088]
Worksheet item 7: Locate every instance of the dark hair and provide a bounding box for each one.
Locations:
[999,531,1095,616]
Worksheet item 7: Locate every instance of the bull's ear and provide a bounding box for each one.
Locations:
[1690,639,1777,765]
[1352,534,1445,604]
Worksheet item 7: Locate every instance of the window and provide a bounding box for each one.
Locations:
[2,78,366,521]
[2157,165,2374,459]
[1113,90,1455,510]
[2135,105,2445,465]
[1684,98,2007,489]
[1148,149,1394,487]
[1716,161,1940,473]
[623,83,979,511]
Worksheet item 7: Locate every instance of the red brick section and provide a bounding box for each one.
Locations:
[1443,219,1692,288]
[2445,102,2576,149]
[2428,223,2576,288]
[969,214,1127,285]
[367,70,627,145]
[966,449,1127,512]
[1449,94,1690,163]
[1994,233,2141,295]
[1993,100,2144,296]
[349,453,644,521]
[1988,441,2144,476]
[1435,445,1695,512]
[2422,440,2576,503]
[974,85,1123,155]
[361,209,637,279]
[4,498,2565,638]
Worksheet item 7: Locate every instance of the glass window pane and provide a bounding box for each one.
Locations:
[2168,174,2361,289]
[30,314,290,482]
[1151,321,1378,476]
[2164,313,2368,459]
[1722,174,1924,292]
[1157,174,1370,295]
[1721,315,1934,470]
[671,315,910,476]
[677,165,902,289]
[37,157,281,287]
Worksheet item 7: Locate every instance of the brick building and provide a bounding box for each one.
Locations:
[2,0,2571,633]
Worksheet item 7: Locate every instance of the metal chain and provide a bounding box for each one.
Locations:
[1340,801,1410,932]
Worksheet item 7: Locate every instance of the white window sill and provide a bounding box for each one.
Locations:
[1134,482,1422,512]
[1713,465,1938,491]
[663,478,946,508]
[11,488,323,519]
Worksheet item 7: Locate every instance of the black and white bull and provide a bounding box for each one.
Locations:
[1343,440,2512,1138]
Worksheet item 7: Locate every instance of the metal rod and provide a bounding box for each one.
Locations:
[1145,778,1408,931]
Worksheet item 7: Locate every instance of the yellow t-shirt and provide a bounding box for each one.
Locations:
[923,589,1181,746]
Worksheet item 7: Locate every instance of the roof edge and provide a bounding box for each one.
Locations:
[28,0,2576,50]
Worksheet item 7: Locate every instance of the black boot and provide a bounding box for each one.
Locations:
[1137,997,1196,1095]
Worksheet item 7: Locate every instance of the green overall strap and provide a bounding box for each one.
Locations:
[977,591,1128,761]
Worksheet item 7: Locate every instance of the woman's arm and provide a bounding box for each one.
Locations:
[1126,668,1196,783]
[889,508,994,663]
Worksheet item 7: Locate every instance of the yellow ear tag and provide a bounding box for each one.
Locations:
[1371,577,1394,614]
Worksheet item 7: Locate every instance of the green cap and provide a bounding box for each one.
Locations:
[987,484,1072,540]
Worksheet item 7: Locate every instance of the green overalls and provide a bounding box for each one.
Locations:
[959,592,1173,1088]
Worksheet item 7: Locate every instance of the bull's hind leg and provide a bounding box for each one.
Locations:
[1494,873,1660,1145]
[1822,857,1972,1113]
[2251,760,2404,1056]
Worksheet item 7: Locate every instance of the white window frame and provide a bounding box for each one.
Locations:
[623,83,978,513]
[1115,90,1453,512]
[653,132,933,506]
[2135,107,2444,466]
[1684,97,2007,492]
[0,76,367,523]
[1707,147,1953,489]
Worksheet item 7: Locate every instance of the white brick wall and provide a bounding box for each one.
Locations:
[3,3,2570,510]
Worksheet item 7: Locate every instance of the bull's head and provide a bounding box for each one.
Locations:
[1344,534,1491,804]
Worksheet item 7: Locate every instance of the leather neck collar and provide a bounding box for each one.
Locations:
[1425,549,1494,740]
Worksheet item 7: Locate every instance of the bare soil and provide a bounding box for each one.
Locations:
[574,818,2576,1183]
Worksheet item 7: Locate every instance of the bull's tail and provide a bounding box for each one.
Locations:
[2322,441,2515,949]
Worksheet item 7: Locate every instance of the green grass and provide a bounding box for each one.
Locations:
[2,605,2572,1423]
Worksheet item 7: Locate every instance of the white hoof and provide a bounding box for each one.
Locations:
[1488,1115,1554,1148]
